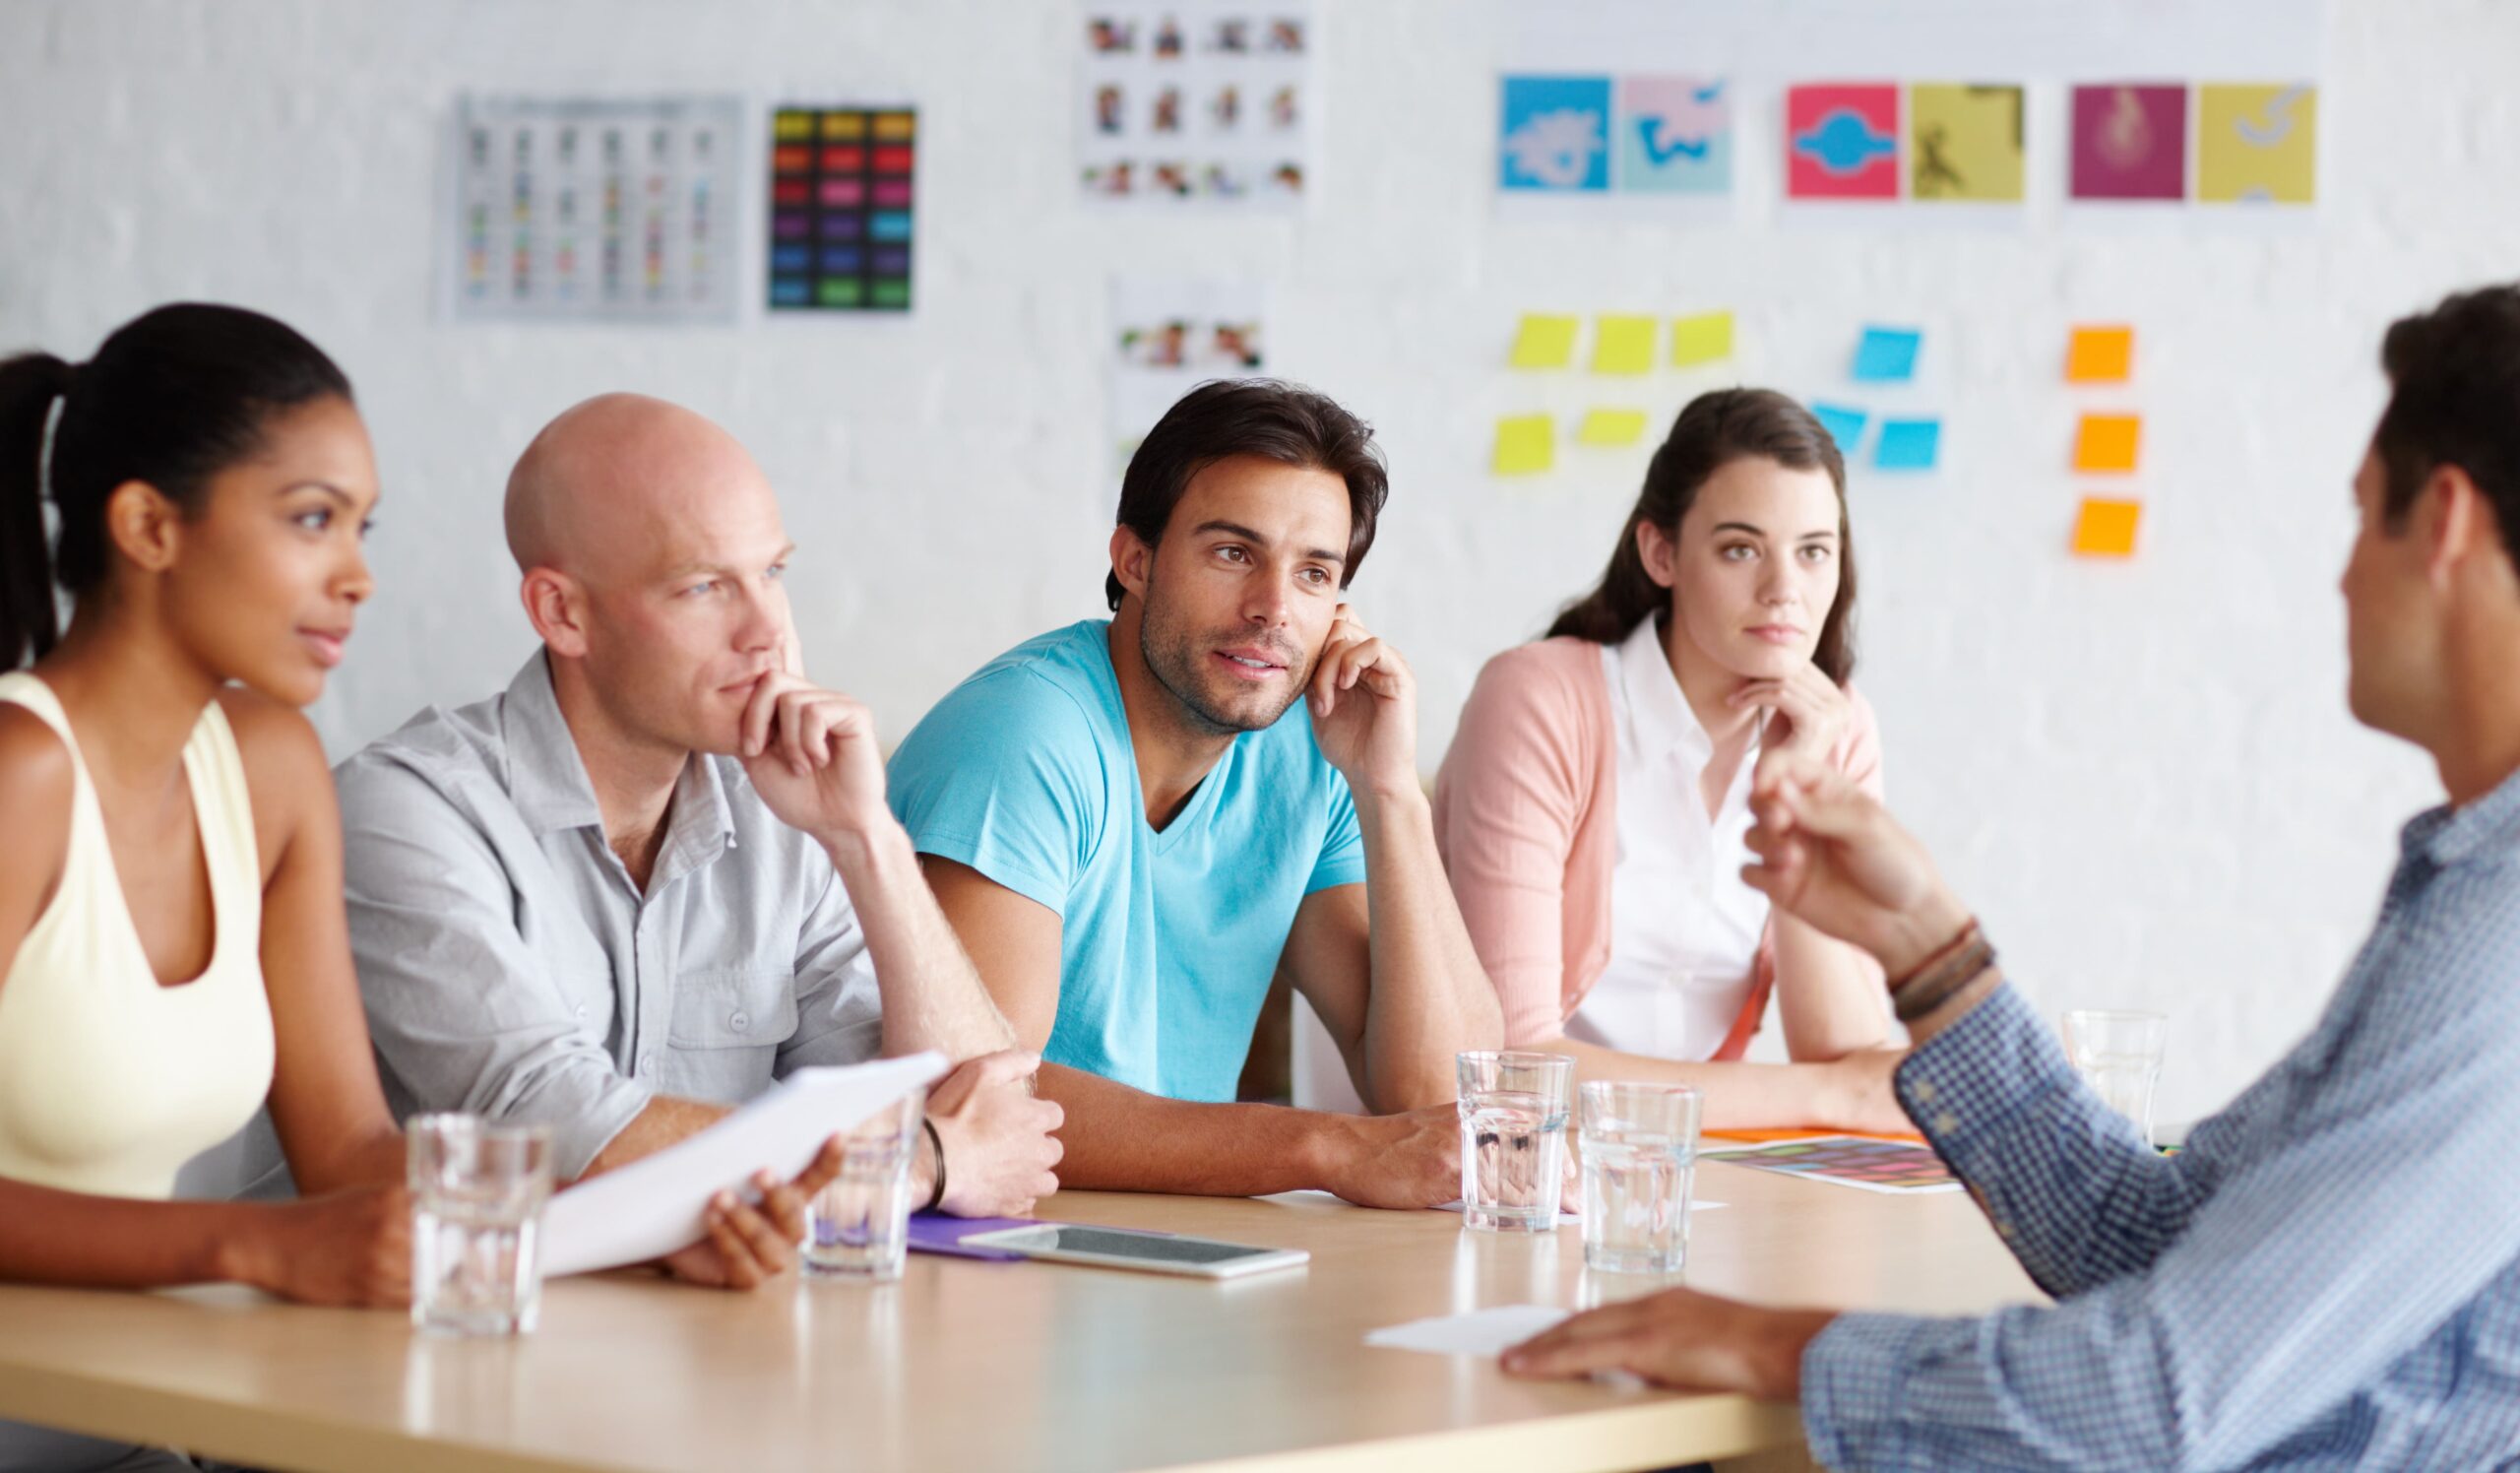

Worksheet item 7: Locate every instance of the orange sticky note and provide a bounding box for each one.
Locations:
[2072,497,2142,557]
[2074,414,2142,474]
[2067,326,2134,383]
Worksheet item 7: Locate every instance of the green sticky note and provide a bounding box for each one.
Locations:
[1577,409,1650,446]
[1492,415,1555,475]
[1670,311,1735,367]
[1509,314,1579,369]
[1592,315,1657,374]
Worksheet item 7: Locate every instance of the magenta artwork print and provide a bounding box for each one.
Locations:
[2071,84,2188,202]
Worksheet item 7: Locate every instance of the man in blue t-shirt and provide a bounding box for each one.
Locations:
[888,379,1506,1203]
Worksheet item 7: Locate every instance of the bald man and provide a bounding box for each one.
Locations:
[336,395,1061,1249]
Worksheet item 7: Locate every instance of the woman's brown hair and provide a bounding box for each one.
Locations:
[1544,387,1858,684]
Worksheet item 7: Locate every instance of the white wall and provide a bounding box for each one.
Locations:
[7,0,2515,1122]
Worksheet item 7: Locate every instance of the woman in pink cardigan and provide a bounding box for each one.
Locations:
[1433,389,1908,1131]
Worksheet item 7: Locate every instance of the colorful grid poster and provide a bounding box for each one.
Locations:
[769,107,915,311]
[443,95,741,324]
[1079,2,1313,209]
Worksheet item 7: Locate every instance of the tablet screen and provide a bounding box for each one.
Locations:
[1027,1227,1276,1264]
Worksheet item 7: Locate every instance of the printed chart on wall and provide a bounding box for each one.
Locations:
[1078,2,1313,209]
[442,96,742,325]
[1701,1136,1962,1195]
[769,106,916,312]
[1108,279,1269,473]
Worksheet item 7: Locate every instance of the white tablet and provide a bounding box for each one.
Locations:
[959,1224,1309,1279]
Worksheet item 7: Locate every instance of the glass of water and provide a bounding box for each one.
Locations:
[1578,1082,1700,1274]
[408,1115,554,1336]
[2063,1009,2169,1144]
[1456,1052,1573,1234]
[804,1087,927,1281]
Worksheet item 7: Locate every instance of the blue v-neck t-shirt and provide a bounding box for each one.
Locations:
[886,619,1366,1102]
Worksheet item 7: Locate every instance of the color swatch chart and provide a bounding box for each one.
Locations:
[444,95,741,324]
[770,107,915,311]
[1701,1135,1963,1194]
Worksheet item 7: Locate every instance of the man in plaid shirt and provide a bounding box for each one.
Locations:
[1502,288,2520,1470]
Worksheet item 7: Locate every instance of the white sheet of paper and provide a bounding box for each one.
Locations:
[541,1052,946,1277]
[1366,1305,1572,1356]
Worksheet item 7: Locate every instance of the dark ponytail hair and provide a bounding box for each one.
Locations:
[1,303,354,669]
[1545,387,1859,684]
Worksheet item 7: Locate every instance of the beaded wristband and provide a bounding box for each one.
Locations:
[1893,927,1997,1024]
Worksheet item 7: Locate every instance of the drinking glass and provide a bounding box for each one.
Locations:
[409,1116,554,1336]
[2062,1009,2168,1144]
[1456,1052,1573,1233]
[804,1087,927,1281]
[1577,1082,1700,1274]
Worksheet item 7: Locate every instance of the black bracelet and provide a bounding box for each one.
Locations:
[919,1116,947,1213]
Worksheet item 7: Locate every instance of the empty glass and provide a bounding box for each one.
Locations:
[2063,1010,2169,1144]
[804,1087,927,1281]
[1456,1052,1573,1234]
[1578,1082,1700,1274]
[409,1116,554,1336]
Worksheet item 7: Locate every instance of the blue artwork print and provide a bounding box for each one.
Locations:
[1499,75,1612,192]
[1618,76,1732,194]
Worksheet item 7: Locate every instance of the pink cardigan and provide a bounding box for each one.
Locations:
[1431,636,1885,1057]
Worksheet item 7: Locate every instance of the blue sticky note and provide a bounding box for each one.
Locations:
[1853,327,1922,383]
[1811,402,1868,454]
[1875,417,1941,471]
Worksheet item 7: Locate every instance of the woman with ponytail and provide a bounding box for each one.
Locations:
[0,308,410,1432]
[1431,389,1910,1131]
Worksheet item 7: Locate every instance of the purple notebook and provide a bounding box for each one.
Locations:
[906,1212,1034,1261]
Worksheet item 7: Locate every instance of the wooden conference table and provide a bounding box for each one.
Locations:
[0,1161,2041,1473]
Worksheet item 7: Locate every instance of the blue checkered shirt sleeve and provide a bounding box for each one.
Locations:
[1797,822,2520,1471]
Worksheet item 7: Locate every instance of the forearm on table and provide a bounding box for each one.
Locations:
[826,823,1018,1059]
[289,1123,408,1195]
[1354,787,1505,1109]
[1772,915,1900,1058]
[584,1095,733,1179]
[1543,1036,1886,1131]
[1037,1063,1345,1196]
[0,1183,274,1290]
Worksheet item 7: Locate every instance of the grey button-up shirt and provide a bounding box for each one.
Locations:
[337,652,882,1179]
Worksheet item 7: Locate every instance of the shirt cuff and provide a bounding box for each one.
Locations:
[1801,1311,1943,1470]
[1893,982,2078,1178]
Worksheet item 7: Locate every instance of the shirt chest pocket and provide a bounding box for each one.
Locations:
[666,968,800,1050]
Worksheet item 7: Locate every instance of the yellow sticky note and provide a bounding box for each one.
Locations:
[1492,415,1555,475]
[2074,414,2142,474]
[2067,326,2134,384]
[2198,84,2317,205]
[1577,409,1650,447]
[1670,311,1735,367]
[2072,497,2143,557]
[1592,315,1657,375]
[1509,315,1579,370]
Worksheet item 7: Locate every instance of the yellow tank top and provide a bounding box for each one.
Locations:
[0,673,276,1199]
